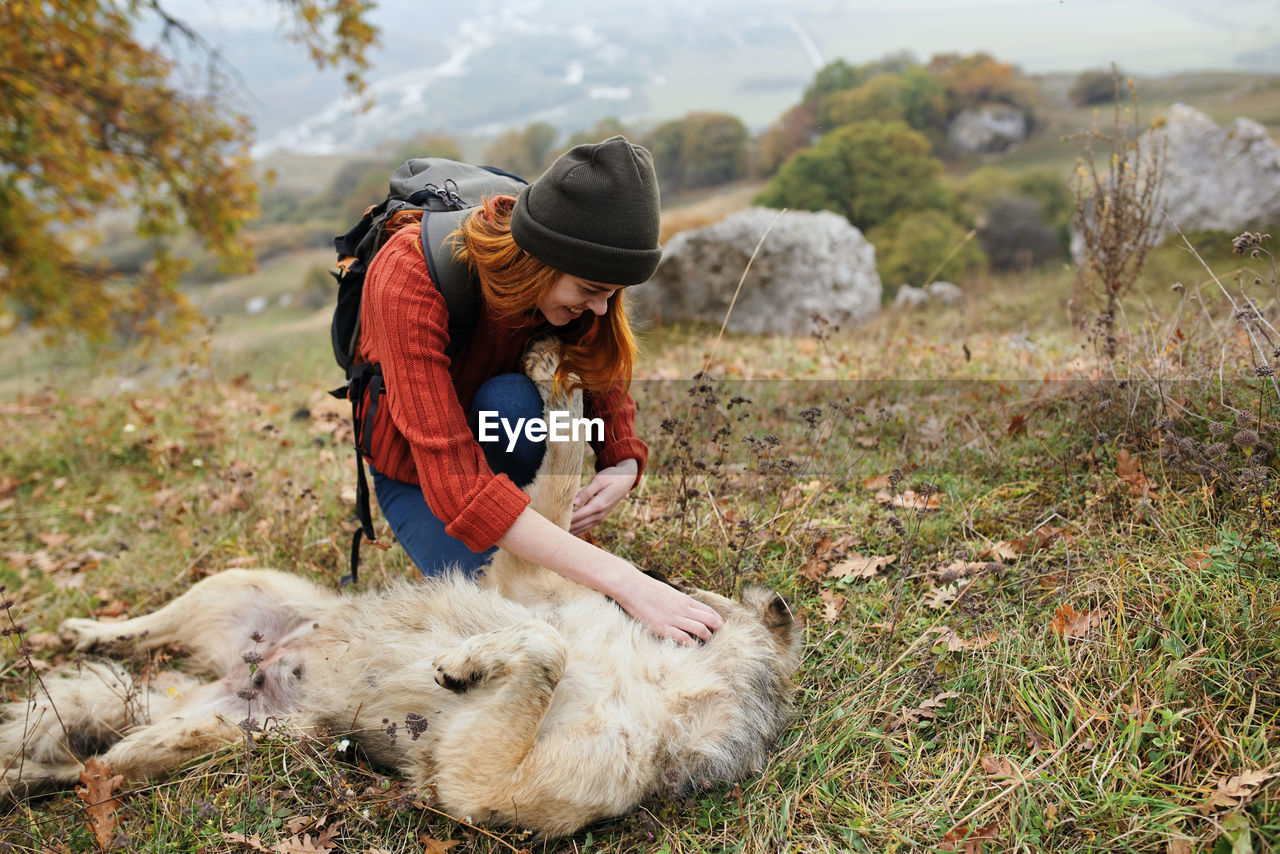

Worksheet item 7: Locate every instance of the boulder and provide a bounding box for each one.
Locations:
[948,104,1030,153]
[893,281,964,309]
[1151,103,1280,240]
[1071,103,1280,261]
[637,208,881,335]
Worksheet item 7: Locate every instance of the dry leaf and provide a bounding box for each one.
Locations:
[76,758,123,850]
[1007,413,1028,435]
[932,560,990,578]
[273,833,334,854]
[939,819,1002,853]
[37,531,71,549]
[1050,603,1102,639]
[927,583,962,610]
[875,489,945,510]
[826,553,896,581]
[1116,449,1158,500]
[223,833,270,852]
[419,836,460,854]
[979,754,1027,781]
[819,589,846,623]
[978,541,1020,561]
[888,691,961,731]
[1166,838,1194,854]
[925,626,1005,653]
[1200,767,1279,814]
[1183,550,1212,571]
[861,473,891,490]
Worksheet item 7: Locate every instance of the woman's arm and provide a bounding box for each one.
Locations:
[496,505,724,646]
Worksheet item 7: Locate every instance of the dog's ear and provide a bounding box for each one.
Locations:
[741,587,802,661]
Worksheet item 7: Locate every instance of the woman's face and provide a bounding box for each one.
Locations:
[537,274,623,326]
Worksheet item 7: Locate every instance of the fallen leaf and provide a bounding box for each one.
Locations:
[888,690,961,731]
[272,833,334,854]
[1183,550,1212,571]
[925,626,1005,653]
[223,833,270,852]
[1010,525,1065,554]
[927,583,962,610]
[876,489,945,510]
[1166,838,1194,854]
[819,589,846,623]
[419,836,460,854]
[932,560,990,579]
[1200,767,1279,814]
[980,754,1027,781]
[939,819,1002,853]
[1116,449,1159,501]
[37,532,71,549]
[861,473,891,490]
[76,758,123,850]
[1050,603,1102,639]
[978,541,1020,562]
[1007,413,1028,435]
[826,553,897,581]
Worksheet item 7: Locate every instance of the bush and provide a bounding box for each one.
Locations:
[867,209,985,295]
[1070,69,1121,106]
[978,195,1064,270]
[642,112,750,194]
[755,121,950,232]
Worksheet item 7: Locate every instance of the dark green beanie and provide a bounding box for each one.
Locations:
[510,135,662,286]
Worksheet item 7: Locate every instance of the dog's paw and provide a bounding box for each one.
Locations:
[521,337,560,384]
[58,618,108,652]
[433,648,488,694]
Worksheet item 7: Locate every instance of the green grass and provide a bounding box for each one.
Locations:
[3,241,1278,852]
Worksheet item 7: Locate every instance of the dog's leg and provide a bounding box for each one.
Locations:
[59,569,336,676]
[0,662,199,802]
[95,711,245,783]
[425,620,568,817]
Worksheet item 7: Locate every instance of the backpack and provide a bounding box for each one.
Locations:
[329,158,529,584]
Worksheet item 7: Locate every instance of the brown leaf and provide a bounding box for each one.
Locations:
[1010,525,1065,554]
[1050,603,1102,639]
[1183,549,1212,571]
[1166,839,1194,854]
[76,758,123,850]
[798,555,828,583]
[925,626,1005,653]
[419,836,460,854]
[826,553,896,581]
[37,532,71,549]
[979,754,1027,781]
[861,473,891,490]
[272,833,334,854]
[927,583,963,610]
[939,819,1002,853]
[978,541,1020,562]
[819,589,846,623]
[888,690,961,731]
[223,832,270,852]
[1200,767,1279,814]
[875,489,945,510]
[1007,413,1028,435]
[1116,449,1158,500]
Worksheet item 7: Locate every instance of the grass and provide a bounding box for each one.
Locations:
[2,222,1280,853]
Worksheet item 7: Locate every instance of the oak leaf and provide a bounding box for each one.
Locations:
[819,590,846,623]
[1116,449,1158,500]
[978,541,1019,561]
[888,690,960,731]
[76,757,123,850]
[1049,603,1102,639]
[939,819,1002,853]
[272,833,334,854]
[1200,767,1279,814]
[419,836,460,854]
[222,833,269,852]
[875,489,945,510]
[826,553,896,581]
[979,754,1027,781]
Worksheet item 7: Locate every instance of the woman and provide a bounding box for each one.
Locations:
[356,136,723,646]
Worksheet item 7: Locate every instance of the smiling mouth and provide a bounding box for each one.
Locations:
[565,307,584,316]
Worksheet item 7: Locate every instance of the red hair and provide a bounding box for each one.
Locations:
[387,198,637,395]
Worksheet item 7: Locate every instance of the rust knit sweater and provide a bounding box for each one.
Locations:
[356,226,648,552]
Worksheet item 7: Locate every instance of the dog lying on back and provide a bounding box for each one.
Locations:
[0,342,801,837]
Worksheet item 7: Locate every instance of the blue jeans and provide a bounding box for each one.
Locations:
[371,373,546,577]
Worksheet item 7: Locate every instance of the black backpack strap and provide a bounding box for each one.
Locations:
[421,208,483,358]
[331,362,385,585]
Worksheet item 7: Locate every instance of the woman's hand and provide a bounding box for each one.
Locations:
[570,458,638,536]
[610,569,725,647]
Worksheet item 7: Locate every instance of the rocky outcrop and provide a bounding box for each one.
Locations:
[1071,103,1280,261]
[948,104,1030,153]
[637,208,881,335]
[1151,102,1280,241]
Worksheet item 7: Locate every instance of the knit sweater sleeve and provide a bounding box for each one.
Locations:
[583,382,649,480]
[361,227,530,551]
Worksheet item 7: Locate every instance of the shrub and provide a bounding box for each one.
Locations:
[643,112,750,193]
[1070,69,1121,106]
[867,208,985,294]
[755,121,950,232]
[978,195,1065,270]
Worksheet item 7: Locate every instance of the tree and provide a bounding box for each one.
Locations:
[641,112,749,193]
[0,0,376,341]
[755,121,951,232]
[483,122,560,179]
[802,59,862,103]
[868,209,985,294]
